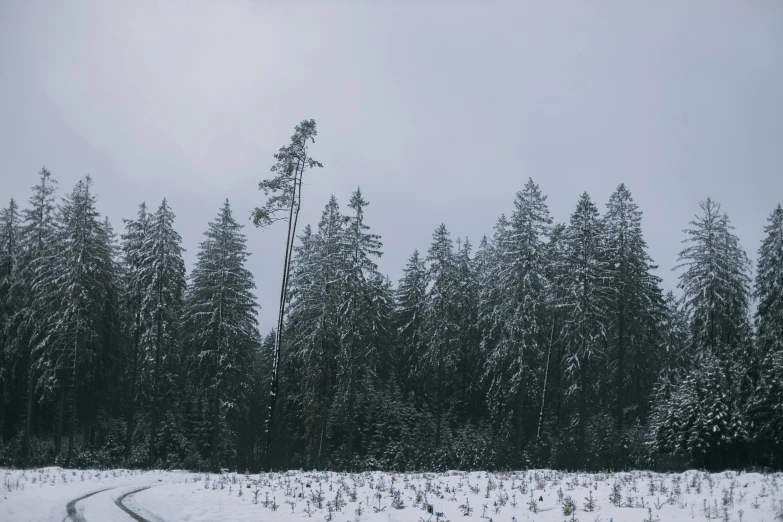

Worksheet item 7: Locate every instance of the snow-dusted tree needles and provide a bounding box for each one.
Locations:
[1,159,782,474]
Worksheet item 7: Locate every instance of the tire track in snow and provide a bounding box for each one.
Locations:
[115,486,155,522]
[64,488,113,522]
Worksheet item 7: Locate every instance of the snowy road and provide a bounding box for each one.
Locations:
[113,486,154,522]
[65,484,158,522]
[65,487,113,521]
[0,468,186,522]
[4,468,783,522]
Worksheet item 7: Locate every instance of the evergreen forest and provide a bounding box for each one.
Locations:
[1,139,782,473]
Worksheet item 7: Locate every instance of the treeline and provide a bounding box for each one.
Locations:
[0,169,782,473]
[0,169,261,471]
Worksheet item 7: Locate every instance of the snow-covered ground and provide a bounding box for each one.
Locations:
[2,467,782,522]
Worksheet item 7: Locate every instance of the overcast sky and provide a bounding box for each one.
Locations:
[1,1,782,331]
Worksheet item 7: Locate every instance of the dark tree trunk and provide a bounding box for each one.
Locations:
[616,309,626,432]
[149,305,163,466]
[435,357,443,448]
[515,375,525,465]
[537,316,556,442]
[317,420,325,470]
[22,367,34,463]
[265,158,306,472]
[0,366,5,444]
[68,322,79,463]
[210,393,220,470]
[68,381,77,461]
[347,417,353,468]
[125,313,141,462]
[55,386,64,457]
[578,349,588,469]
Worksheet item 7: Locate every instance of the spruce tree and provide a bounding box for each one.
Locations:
[675,198,752,359]
[557,192,609,468]
[534,222,567,450]
[602,184,663,432]
[140,198,186,466]
[423,223,460,449]
[286,196,345,467]
[119,203,150,461]
[755,204,783,360]
[395,249,427,398]
[6,168,58,462]
[660,291,689,379]
[0,198,20,440]
[453,237,481,424]
[655,198,754,468]
[750,204,783,462]
[185,200,259,470]
[45,176,114,461]
[484,179,552,464]
[335,188,386,466]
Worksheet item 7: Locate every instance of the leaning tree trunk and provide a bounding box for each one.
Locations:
[264,158,305,471]
[537,316,556,442]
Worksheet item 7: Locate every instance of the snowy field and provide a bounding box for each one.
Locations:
[1,467,782,522]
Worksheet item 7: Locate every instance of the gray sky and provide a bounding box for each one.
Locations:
[1,1,782,331]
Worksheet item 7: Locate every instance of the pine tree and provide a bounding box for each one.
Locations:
[750,204,783,462]
[44,176,114,461]
[676,352,748,468]
[286,224,326,465]
[335,188,386,466]
[253,119,323,471]
[557,192,609,469]
[185,200,259,470]
[675,198,752,359]
[478,216,510,369]
[755,204,783,360]
[653,198,754,469]
[484,179,552,464]
[94,216,122,448]
[286,196,345,467]
[660,291,689,379]
[119,202,150,461]
[0,198,20,440]
[140,198,186,466]
[395,249,427,398]
[535,222,568,450]
[452,237,484,432]
[602,184,663,432]
[423,223,460,449]
[5,168,58,462]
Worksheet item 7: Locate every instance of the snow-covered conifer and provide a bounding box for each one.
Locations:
[557,192,610,468]
[484,179,552,462]
[185,200,259,469]
[602,183,663,431]
[0,198,20,437]
[139,198,186,465]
